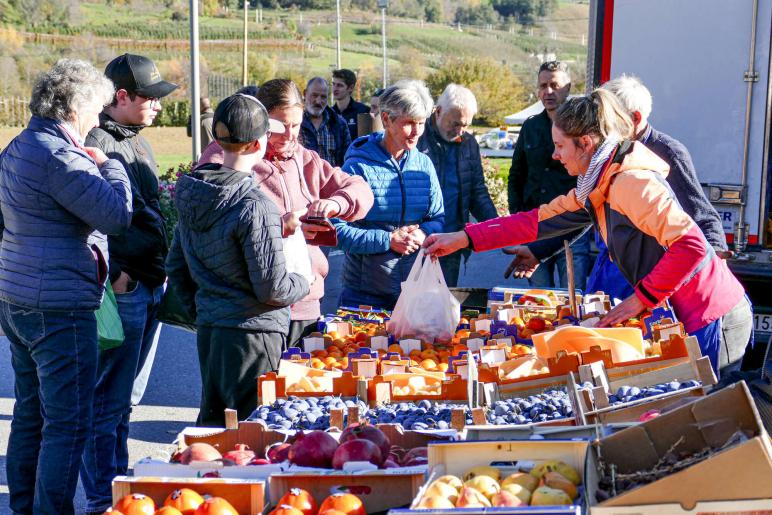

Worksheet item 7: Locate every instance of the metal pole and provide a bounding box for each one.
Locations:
[242,1,249,86]
[381,8,387,87]
[335,0,341,69]
[190,0,201,161]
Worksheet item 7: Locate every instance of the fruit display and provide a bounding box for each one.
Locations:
[577,380,702,406]
[249,396,370,431]
[414,460,582,509]
[486,389,573,425]
[107,492,237,515]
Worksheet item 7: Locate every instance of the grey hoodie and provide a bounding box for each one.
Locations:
[165,163,309,332]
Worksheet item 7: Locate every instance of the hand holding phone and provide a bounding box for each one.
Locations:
[299,215,338,246]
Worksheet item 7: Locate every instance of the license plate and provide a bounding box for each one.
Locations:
[753,314,772,332]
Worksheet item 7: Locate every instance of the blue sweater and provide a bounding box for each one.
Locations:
[334,132,444,298]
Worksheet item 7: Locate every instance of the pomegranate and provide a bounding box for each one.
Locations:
[266,442,292,463]
[288,431,339,468]
[339,424,390,465]
[401,447,427,464]
[332,439,382,469]
[171,443,222,464]
[248,457,271,466]
[222,444,255,466]
[382,459,399,468]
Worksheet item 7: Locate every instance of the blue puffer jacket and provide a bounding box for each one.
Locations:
[334,132,444,299]
[0,116,132,311]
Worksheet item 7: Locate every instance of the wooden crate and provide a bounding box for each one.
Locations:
[269,470,425,513]
[571,347,717,425]
[112,476,264,514]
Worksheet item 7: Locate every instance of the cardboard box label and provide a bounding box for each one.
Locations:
[370,335,389,350]
[400,339,421,355]
[480,347,507,365]
[474,318,492,333]
[303,336,325,352]
[466,338,484,352]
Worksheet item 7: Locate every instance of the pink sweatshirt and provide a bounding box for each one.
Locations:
[199,141,374,320]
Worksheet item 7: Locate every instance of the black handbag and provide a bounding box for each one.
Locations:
[156,285,197,333]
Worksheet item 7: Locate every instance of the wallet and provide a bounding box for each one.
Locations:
[299,215,338,247]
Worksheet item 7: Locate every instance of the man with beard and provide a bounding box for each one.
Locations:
[300,76,352,167]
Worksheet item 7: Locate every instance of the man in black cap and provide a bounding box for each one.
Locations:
[166,94,309,427]
[80,53,177,515]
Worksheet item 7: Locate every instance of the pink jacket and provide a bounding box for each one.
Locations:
[198,141,374,320]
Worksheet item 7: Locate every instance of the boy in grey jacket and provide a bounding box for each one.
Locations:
[166,94,310,426]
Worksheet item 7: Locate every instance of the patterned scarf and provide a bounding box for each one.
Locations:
[575,137,619,205]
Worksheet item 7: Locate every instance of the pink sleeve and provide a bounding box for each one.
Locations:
[635,224,709,307]
[464,209,540,252]
[315,155,374,221]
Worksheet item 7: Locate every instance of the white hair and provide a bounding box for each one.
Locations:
[437,83,478,115]
[602,74,652,121]
[30,59,114,122]
[379,79,434,120]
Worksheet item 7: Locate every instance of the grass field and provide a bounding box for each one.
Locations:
[0,126,193,173]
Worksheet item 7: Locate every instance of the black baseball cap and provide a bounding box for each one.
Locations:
[105,54,178,98]
[213,93,284,144]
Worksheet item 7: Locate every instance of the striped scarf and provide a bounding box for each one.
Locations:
[575,137,619,205]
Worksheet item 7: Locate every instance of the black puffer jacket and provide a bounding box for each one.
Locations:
[87,114,168,288]
[165,164,309,332]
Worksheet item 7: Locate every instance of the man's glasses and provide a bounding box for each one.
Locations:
[136,94,161,107]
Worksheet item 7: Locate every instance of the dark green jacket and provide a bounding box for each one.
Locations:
[507,109,577,213]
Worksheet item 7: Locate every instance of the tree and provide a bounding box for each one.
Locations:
[454,4,499,25]
[491,0,535,25]
[426,57,527,126]
[424,0,443,22]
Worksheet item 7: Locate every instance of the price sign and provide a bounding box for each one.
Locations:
[474,318,492,333]
[400,338,421,355]
[466,338,484,352]
[303,336,325,352]
[369,335,389,350]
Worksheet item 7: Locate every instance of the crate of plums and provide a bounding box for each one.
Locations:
[585,381,772,514]
[390,438,587,513]
[571,345,716,425]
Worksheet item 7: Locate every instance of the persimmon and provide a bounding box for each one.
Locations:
[163,488,204,514]
[318,494,365,515]
[276,488,317,515]
[114,494,155,515]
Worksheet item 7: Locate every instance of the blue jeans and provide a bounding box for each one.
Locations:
[0,300,98,515]
[528,231,591,291]
[80,281,164,512]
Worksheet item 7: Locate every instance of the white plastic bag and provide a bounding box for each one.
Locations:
[283,227,315,286]
[387,249,461,342]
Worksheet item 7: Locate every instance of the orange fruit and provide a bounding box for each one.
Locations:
[164,488,204,514]
[438,363,449,372]
[327,331,340,340]
[388,344,402,354]
[318,494,365,515]
[420,359,437,370]
[115,494,155,515]
[277,488,318,515]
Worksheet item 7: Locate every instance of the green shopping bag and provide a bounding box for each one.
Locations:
[96,281,125,350]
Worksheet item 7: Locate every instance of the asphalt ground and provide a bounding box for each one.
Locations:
[0,248,527,514]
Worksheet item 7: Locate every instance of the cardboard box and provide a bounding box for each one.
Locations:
[392,439,587,514]
[269,470,425,513]
[462,422,628,441]
[586,381,772,513]
[112,476,264,514]
[571,351,716,425]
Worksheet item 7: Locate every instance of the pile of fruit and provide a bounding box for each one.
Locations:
[171,424,428,470]
[486,389,573,425]
[104,490,238,515]
[365,400,474,430]
[415,461,582,509]
[249,397,369,431]
[269,489,365,515]
[577,380,702,406]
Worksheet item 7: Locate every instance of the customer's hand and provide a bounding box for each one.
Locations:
[281,208,307,237]
[390,225,421,255]
[112,271,133,294]
[301,222,331,240]
[307,198,341,218]
[503,246,539,279]
[405,226,426,248]
[596,294,646,327]
[423,231,470,258]
[83,146,108,167]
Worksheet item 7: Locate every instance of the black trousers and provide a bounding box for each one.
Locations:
[196,326,284,427]
[287,319,318,350]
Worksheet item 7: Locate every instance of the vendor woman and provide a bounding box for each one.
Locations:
[423,88,753,377]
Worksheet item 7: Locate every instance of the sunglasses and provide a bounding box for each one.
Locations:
[135,94,161,106]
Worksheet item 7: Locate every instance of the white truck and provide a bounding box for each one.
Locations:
[587,0,772,339]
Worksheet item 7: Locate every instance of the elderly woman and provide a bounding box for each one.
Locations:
[424,88,752,377]
[0,59,132,514]
[334,79,444,310]
[200,79,374,348]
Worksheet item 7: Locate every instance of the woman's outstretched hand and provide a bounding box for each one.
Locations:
[597,294,646,327]
[423,230,470,258]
